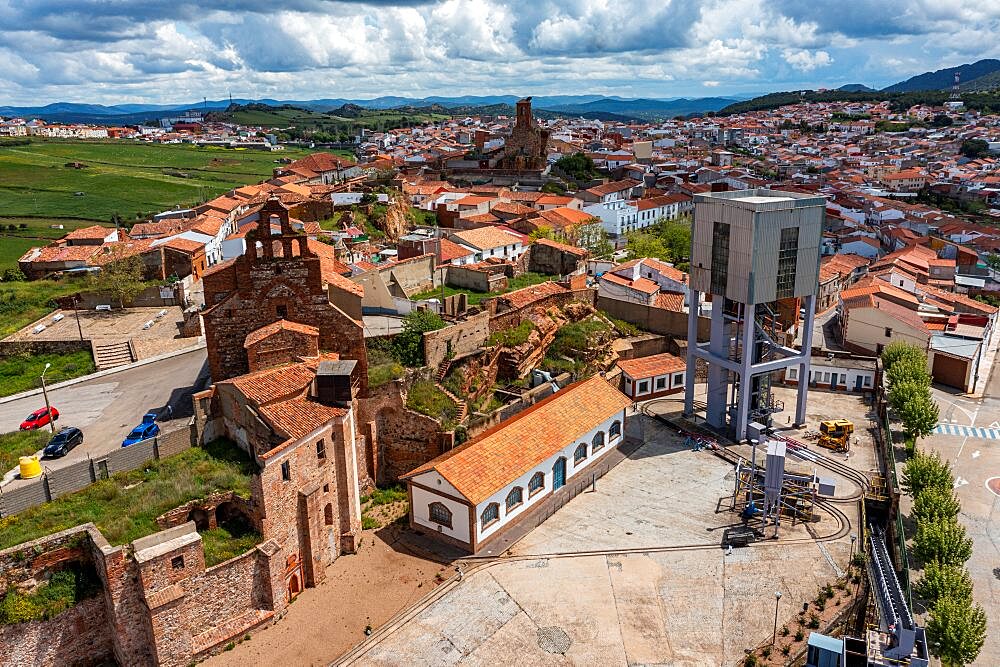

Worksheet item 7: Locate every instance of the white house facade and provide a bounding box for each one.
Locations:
[402,376,632,553]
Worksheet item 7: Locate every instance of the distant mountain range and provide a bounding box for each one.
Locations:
[882,59,1000,92]
[0,95,744,125]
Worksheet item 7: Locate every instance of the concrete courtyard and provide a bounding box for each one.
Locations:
[912,381,1000,666]
[340,411,861,666]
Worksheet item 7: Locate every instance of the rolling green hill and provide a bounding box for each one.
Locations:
[719,89,1000,116]
[207,103,452,141]
[0,139,317,222]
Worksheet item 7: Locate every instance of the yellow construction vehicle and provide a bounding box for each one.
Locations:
[818,419,854,452]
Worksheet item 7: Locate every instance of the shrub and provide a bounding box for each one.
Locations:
[795,629,804,641]
[487,320,534,348]
[781,644,790,656]
[808,613,820,629]
[780,624,789,636]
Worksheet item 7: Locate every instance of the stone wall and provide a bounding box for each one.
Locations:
[445,264,507,292]
[525,241,587,276]
[0,596,114,667]
[356,379,447,482]
[487,288,595,334]
[423,310,491,369]
[597,295,711,341]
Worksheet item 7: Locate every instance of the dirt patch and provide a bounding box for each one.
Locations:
[203,526,451,667]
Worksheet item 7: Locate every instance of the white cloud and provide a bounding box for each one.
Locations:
[782,48,833,72]
[0,0,996,104]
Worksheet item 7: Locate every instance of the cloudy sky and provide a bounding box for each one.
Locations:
[2,0,1000,105]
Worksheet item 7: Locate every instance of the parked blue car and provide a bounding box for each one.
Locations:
[122,412,160,447]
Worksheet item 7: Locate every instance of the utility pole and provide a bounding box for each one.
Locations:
[41,362,55,434]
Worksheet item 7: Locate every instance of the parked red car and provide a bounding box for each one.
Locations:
[20,407,59,430]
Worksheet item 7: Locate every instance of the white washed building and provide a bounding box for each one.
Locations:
[401,376,632,553]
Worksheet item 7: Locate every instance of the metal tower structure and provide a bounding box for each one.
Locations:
[951,71,962,100]
[684,189,825,441]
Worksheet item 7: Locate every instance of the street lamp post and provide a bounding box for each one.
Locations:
[772,591,782,646]
[850,533,858,568]
[72,296,83,341]
[40,362,55,434]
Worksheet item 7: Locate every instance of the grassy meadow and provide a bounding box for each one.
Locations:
[0,139,318,222]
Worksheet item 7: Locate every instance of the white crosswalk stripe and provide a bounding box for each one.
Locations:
[932,424,1000,440]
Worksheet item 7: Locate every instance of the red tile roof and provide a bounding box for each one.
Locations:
[243,320,319,348]
[402,375,631,504]
[617,352,686,379]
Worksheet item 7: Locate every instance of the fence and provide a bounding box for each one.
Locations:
[0,421,195,518]
[874,387,913,609]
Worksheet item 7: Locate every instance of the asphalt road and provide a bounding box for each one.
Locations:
[0,347,208,484]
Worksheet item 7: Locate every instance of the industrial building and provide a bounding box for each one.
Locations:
[684,189,825,441]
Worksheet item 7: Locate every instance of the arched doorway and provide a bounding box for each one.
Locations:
[287,573,300,600]
[552,457,567,491]
[188,509,210,531]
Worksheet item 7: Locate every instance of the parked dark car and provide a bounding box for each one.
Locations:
[42,427,84,458]
[20,406,59,430]
[122,412,160,447]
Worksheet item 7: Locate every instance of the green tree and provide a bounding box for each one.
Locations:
[579,224,614,260]
[554,152,600,181]
[391,309,446,367]
[931,113,954,127]
[885,356,931,389]
[913,516,973,566]
[881,341,927,373]
[926,596,987,667]
[902,450,954,497]
[88,255,146,308]
[982,253,1000,275]
[915,561,973,605]
[960,139,989,159]
[896,388,940,442]
[912,486,961,523]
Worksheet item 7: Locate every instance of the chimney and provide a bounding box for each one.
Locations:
[313,360,358,407]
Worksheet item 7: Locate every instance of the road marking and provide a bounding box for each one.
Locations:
[954,476,969,488]
[933,423,1000,440]
[972,450,981,459]
[989,421,999,428]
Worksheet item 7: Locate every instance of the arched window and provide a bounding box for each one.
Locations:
[429,502,452,528]
[592,431,606,452]
[610,420,622,439]
[506,487,523,512]
[481,503,500,529]
[528,472,544,496]
[574,443,588,464]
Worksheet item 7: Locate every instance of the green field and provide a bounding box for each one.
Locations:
[219,105,450,136]
[0,277,92,337]
[0,140,318,222]
[0,350,96,398]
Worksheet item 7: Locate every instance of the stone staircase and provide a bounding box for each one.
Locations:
[436,383,468,424]
[435,358,452,382]
[93,341,135,370]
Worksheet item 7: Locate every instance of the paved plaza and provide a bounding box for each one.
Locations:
[340,410,863,666]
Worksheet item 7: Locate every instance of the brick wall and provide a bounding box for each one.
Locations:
[597,295,711,340]
[0,596,114,667]
[245,326,318,373]
[356,380,447,482]
[423,310,491,369]
[445,265,507,292]
[201,200,368,388]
